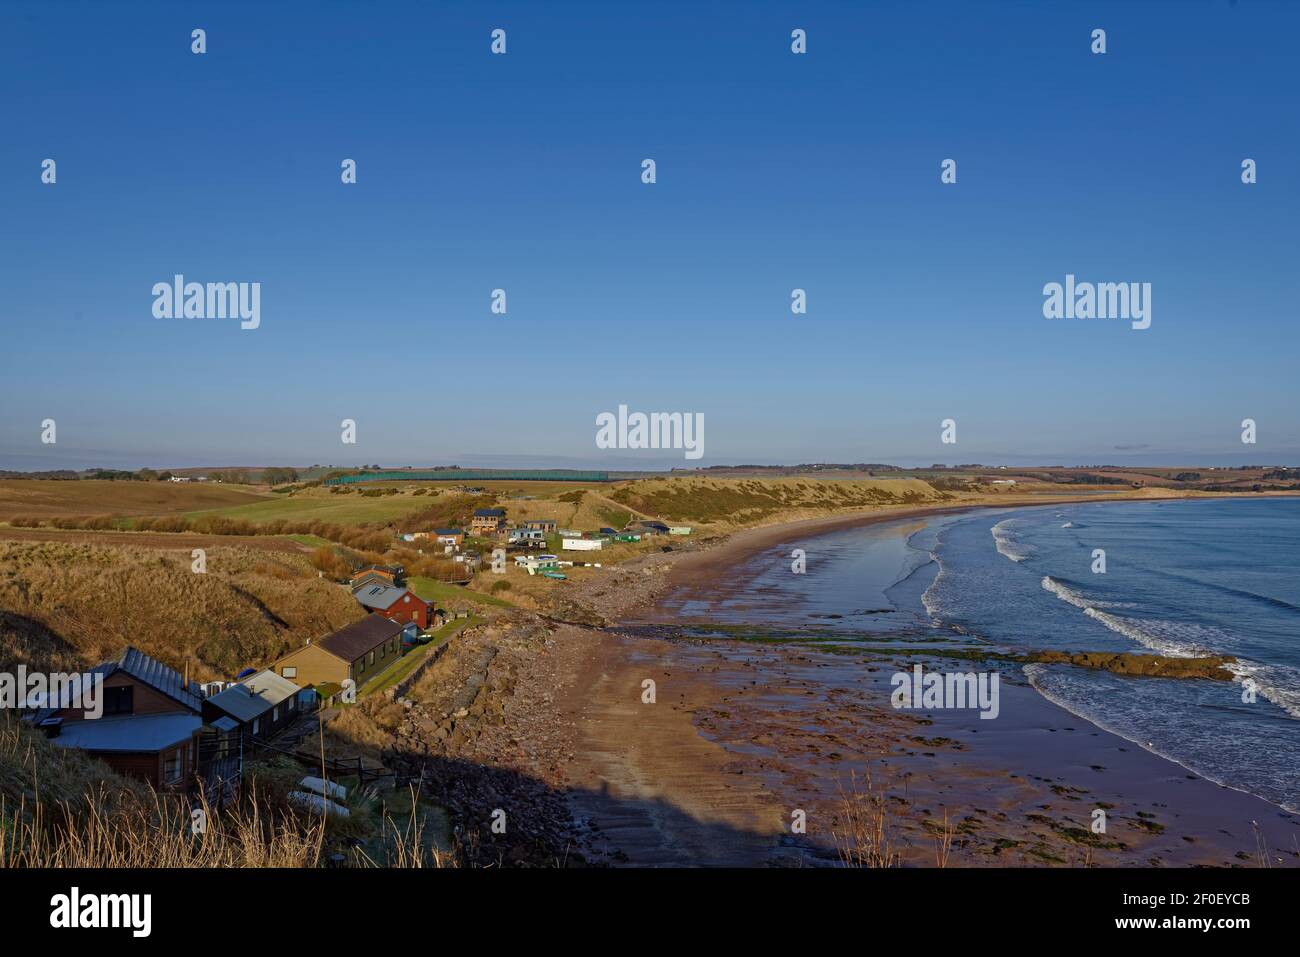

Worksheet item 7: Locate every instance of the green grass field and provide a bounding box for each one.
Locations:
[284,533,335,548]
[184,491,432,526]
[408,576,516,609]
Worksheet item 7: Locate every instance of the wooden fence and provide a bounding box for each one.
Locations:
[249,738,389,784]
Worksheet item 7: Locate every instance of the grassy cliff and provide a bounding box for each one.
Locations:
[607,476,949,525]
[0,540,364,678]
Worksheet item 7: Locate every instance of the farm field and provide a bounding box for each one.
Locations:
[350,479,613,496]
[183,488,432,525]
[0,525,307,553]
[0,479,269,520]
[196,481,654,532]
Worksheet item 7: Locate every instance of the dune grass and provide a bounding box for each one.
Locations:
[609,476,945,524]
[0,540,365,679]
[409,576,515,609]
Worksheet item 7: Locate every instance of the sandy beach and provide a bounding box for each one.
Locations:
[562,631,1296,866]
[390,494,1299,867]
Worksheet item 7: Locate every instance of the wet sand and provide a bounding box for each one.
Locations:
[560,502,1299,867]
[565,633,789,865]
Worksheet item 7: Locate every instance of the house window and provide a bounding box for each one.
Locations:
[272,705,280,722]
[103,685,133,716]
[162,747,184,783]
[282,666,297,679]
[253,718,260,735]
[369,651,375,666]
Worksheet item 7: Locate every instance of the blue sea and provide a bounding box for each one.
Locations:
[672,498,1300,813]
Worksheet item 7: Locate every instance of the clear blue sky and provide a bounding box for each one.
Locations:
[1,0,1296,470]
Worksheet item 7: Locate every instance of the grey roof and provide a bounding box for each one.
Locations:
[207,669,301,722]
[211,715,239,732]
[354,583,409,611]
[205,684,269,722]
[435,528,463,535]
[473,508,506,517]
[53,713,202,753]
[241,670,301,707]
[93,647,203,713]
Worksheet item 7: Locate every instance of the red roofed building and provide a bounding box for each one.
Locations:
[351,582,435,629]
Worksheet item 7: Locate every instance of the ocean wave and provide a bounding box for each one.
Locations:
[1038,577,1300,718]
[1081,607,1211,657]
[921,560,944,619]
[1023,663,1300,813]
[1041,580,1222,656]
[1039,575,1134,611]
[1040,575,1091,609]
[991,519,1032,563]
[1228,661,1300,719]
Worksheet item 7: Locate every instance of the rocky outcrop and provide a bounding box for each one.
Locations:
[1022,651,1236,680]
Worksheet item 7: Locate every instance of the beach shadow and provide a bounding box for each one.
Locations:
[0,611,84,672]
[380,748,838,868]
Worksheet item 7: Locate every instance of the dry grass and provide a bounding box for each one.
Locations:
[0,713,320,867]
[1252,820,1279,868]
[347,785,453,868]
[609,476,947,525]
[0,716,452,868]
[312,703,402,758]
[931,809,955,867]
[0,540,365,678]
[1,787,326,868]
[831,771,900,868]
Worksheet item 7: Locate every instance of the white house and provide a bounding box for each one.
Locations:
[562,538,603,551]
